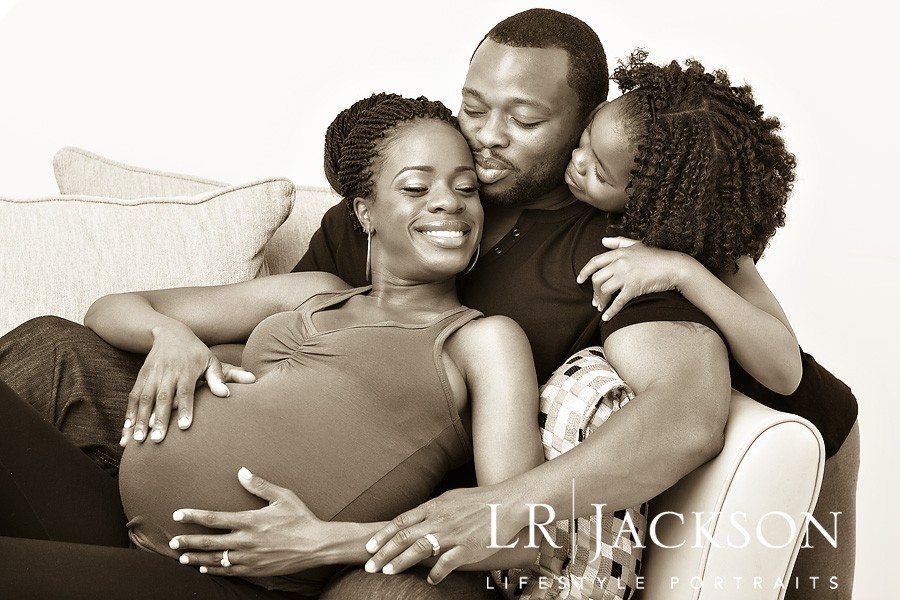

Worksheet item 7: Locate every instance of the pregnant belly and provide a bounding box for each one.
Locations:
[118,372,433,559]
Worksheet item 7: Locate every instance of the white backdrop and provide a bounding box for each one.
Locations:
[1,1,897,596]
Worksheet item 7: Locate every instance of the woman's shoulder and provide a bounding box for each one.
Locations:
[447,314,533,367]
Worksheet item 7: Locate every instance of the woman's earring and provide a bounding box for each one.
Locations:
[462,244,480,276]
[365,229,372,282]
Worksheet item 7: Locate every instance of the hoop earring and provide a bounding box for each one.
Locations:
[462,244,480,276]
[365,230,372,282]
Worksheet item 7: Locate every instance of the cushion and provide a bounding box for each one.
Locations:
[0,178,294,336]
[53,147,340,275]
[493,347,646,600]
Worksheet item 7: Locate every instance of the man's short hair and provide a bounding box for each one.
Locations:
[480,8,609,115]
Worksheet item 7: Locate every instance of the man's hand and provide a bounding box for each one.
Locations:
[121,324,255,446]
[363,485,520,584]
[170,468,330,577]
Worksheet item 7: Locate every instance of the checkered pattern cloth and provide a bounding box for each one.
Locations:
[493,347,648,600]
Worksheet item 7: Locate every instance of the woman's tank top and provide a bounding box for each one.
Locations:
[118,286,482,593]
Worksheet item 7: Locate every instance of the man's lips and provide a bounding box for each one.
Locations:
[474,152,514,185]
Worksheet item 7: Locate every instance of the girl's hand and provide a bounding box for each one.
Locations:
[363,485,520,584]
[576,237,694,322]
[122,324,255,446]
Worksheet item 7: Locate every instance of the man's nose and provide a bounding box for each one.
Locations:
[571,146,589,175]
[474,112,508,149]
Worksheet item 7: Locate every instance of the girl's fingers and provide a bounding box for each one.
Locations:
[577,251,618,284]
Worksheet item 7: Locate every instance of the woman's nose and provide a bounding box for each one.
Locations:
[429,188,466,213]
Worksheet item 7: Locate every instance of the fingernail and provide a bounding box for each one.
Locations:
[173,510,185,522]
[150,429,163,441]
[364,560,376,573]
[591,298,597,307]
[119,434,128,447]
[124,419,133,428]
[199,566,208,574]
[179,554,189,564]
[133,430,145,441]
[427,576,435,585]
[602,314,609,321]
[383,563,394,575]
[238,467,252,482]
[365,538,378,553]
[225,388,231,398]
[178,416,191,429]
[169,538,180,549]
[576,277,583,284]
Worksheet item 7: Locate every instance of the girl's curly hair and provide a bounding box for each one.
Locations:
[613,50,796,273]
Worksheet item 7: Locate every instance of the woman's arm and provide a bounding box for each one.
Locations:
[83,271,349,443]
[578,238,801,394]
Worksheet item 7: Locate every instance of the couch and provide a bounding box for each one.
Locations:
[0,147,827,600]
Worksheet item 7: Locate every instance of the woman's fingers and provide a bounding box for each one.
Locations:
[132,377,158,442]
[204,358,230,397]
[149,375,176,442]
[380,535,437,575]
[178,549,246,568]
[365,507,427,554]
[174,507,251,530]
[168,532,245,552]
[222,363,256,384]
[427,545,469,585]
[576,251,618,285]
[175,376,195,430]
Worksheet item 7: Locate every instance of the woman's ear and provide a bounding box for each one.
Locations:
[352,197,373,233]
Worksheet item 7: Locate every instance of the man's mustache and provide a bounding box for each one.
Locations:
[472,149,517,172]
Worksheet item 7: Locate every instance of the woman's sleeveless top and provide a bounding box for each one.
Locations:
[118,286,481,593]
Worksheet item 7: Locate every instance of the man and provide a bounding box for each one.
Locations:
[0,8,855,600]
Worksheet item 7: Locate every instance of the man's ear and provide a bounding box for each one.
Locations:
[352,197,373,233]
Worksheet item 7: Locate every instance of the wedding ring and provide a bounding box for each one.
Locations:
[423,533,441,557]
[221,549,232,568]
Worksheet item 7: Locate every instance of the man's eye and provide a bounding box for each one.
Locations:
[511,117,543,129]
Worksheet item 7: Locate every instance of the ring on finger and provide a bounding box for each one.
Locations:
[221,549,232,568]
[423,533,441,557]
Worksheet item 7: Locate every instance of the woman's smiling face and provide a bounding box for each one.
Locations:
[564,97,637,213]
[357,118,483,283]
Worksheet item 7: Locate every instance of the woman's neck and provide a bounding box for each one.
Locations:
[367,276,460,314]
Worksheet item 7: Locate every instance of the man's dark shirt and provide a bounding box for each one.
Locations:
[293,199,857,458]
[294,199,722,382]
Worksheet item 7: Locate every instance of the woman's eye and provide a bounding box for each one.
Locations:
[463,106,486,117]
[594,167,606,182]
[456,185,479,194]
[402,186,428,194]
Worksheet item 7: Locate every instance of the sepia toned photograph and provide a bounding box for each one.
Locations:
[0,1,897,598]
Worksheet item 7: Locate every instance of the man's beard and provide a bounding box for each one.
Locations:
[479,146,574,207]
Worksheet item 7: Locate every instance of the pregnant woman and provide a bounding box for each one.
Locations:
[0,93,544,598]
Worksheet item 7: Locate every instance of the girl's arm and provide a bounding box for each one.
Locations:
[578,239,802,395]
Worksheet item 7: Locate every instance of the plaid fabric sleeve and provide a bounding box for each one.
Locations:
[491,348,647,600]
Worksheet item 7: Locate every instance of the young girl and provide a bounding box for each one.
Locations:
[569,51,858,596]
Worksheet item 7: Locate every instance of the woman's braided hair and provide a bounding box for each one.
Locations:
[613,50,796,273]
[324,93,459,227]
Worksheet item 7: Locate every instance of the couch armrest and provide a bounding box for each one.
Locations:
[639,391,826,600]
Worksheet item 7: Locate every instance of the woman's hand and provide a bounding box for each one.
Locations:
[363,485,522,584]
[122,323,255,445]
[576,237,695,321]
[171,468,332,576]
